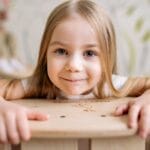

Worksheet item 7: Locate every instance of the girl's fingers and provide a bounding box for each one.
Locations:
[16,109,49,142]
[128,104,141,128]
[0,117,8,143]
[16,112,31,141]
[138,107,150,139]
[5,113,19,145]
[114,103,128,116]
[27,110,49,121]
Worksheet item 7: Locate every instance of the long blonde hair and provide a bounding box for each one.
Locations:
[25,0,149,99]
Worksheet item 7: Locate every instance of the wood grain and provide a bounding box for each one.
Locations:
[0,98,145,150]
[13,98,136,138]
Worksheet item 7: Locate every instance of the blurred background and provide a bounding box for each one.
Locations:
[0,0,149,78]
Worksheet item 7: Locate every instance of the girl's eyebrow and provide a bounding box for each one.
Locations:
[49,41,99,48]
[49,41,66,47]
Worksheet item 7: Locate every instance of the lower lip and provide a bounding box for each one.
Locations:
[61,78,86,83]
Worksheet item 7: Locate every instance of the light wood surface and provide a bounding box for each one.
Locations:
[0,144,11,150]
[12,98,136,138]
[22,139,78,150]
[0,98,146,150]
[91,136,145,150]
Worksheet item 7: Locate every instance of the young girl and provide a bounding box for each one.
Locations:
[0,0,150,145]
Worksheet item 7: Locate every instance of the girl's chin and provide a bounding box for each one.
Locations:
[61,88,93,96]
[62,90,83,96]
[64,92,82,96]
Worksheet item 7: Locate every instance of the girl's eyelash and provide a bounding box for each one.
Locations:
[83,50,98,57]
[54,48,68,55]
[53,49,98,57]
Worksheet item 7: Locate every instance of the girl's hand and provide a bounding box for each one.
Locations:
[114,91,150,139]
[0,99,49,145]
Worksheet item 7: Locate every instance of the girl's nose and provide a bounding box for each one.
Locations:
[65,55,83,72]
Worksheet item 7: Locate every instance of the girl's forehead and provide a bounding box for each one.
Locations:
[55,13,92,30]
[50,14,99,44]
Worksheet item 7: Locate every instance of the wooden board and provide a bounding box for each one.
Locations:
[13,98,137,138]
[0,144,11,150]
[91,136,145,150]
[21,139,78,150]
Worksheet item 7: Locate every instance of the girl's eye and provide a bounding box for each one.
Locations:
[84,50,97,57]
[54,48,68,55]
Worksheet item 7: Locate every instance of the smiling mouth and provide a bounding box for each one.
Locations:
[60,77,86,82]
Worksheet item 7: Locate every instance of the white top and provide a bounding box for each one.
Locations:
[21,74,128,100]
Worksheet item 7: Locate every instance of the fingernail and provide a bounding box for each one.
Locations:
[139,129,147,139]
[24,133,31,141]
[129,122,135,128]
[140,132,146,139]
[45,114,49,119]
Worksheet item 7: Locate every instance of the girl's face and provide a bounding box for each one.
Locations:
[47,14,102,96]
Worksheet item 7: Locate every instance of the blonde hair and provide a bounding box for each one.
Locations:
[24,0,149,99]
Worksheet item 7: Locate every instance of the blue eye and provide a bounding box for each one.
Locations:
[54,48,68,55]
[84,50,97,57]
